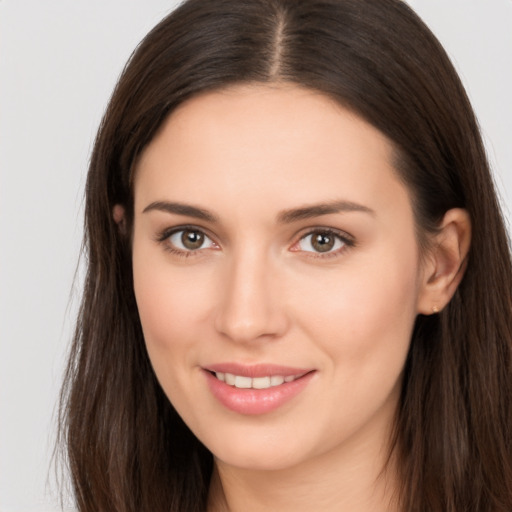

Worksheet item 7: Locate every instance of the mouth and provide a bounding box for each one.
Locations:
[210,371,306,389]
[203,364,316,415]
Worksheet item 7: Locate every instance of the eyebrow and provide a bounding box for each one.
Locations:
[142,199,374,224]
[277,200,375,223]
[142,201,219,222]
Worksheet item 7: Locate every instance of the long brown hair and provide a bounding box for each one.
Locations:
[59,0,512,510]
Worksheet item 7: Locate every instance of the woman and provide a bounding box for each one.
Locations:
[59,0,512,510]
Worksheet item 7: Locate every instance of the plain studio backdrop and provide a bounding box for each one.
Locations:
[0,1,511,511]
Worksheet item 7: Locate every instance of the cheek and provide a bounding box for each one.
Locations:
[346,260,419,344]
[291,243,420,384]
[286,251,419,445]
[132,245,215,376]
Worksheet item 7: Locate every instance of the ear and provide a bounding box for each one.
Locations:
[113,204,127,235]
[417,208,471,315]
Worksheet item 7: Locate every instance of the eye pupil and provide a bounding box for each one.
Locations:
[312,233,335,252]
[181,230,204,250]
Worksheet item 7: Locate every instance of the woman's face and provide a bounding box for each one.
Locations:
[132,85,427,471]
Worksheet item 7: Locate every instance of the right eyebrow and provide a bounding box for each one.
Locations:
[142,201,219,223]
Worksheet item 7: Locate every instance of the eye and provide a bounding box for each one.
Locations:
[166,228,217,252]
[294,229,352,255]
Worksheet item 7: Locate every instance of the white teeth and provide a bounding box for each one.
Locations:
[252,376,271,389]
[234,376,252,389]
[215,372,298,389]
[270,375,285,386]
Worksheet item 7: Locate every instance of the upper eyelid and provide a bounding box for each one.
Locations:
[290,229,355,260]
[157,224,216,242]
[157,226,219,257]
[295,226,355,244]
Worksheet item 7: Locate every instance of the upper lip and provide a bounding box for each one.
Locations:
[204,363,313,378]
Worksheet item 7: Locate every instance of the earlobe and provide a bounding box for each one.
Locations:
[113,204,127,234]
[417,208,471,315]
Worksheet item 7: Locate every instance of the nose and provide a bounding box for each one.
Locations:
[214,248,289,343]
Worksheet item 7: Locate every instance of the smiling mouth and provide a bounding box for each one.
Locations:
[211,371,307,389]
[205,366,315,414]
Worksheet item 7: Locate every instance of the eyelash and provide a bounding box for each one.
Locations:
[155,225,355,259]
[291,228,355,259]
[156,225,218,258]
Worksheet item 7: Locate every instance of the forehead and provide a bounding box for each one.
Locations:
[134,84,410,220]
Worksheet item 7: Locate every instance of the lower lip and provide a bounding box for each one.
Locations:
[204,370,315,415]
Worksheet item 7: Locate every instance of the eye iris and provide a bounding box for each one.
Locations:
[181,230,204,250]
[312,232,335,252]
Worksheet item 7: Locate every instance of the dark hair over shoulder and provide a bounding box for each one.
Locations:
[59,1,512,510]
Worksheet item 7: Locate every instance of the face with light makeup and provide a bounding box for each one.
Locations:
[129,84,469,473]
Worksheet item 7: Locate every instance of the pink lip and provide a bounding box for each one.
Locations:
[203,363,316,415]
[205,363,311,378]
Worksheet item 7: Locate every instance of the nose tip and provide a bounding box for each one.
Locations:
[214,259,288,343]
[215,314,277,343]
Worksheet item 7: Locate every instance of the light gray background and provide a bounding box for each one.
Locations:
[1,1,510,511]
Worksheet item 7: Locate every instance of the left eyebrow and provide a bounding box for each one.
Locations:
[277,200,375,224]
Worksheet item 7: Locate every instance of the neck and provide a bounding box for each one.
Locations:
[207,425,399,512]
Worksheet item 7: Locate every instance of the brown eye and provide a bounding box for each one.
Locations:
[181,229,204,250]
[311,232,336,252]
[296,230,347,254]
[168,228,216,252]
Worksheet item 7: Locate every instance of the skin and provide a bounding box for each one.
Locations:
[128,84,470,512]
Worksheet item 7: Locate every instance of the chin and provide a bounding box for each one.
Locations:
[201,425,319,472]
[214,448,306,472]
